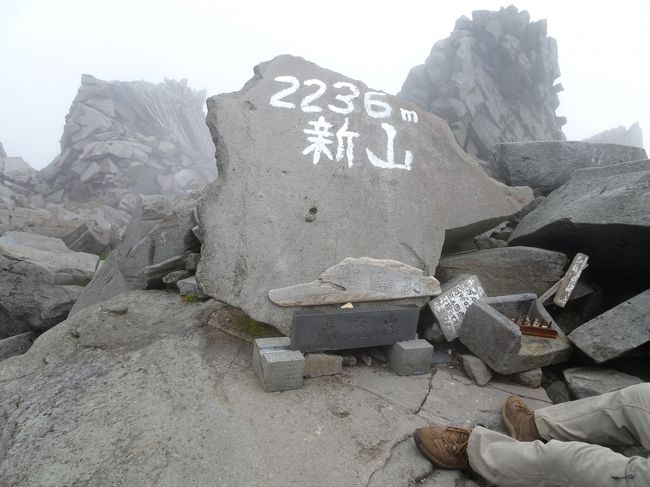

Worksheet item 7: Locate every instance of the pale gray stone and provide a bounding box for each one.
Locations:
[143,255,187,289]
[563,367,642,399]
[568,290,650,363]
[303,353,343,378]
[584,122,644,148]
[185,252,201,272]
[177,276,200,296]
[258,349,305,392]
[507,368,543,388]
[269,257,441,307]
[491,141,647,195]
[510,160,650,283]
[197,55,532,334]
[437,247,568,298]
[546,380,571,404]
[459,294,572,374]
[384,340,433,376]
[162,270,191,286]
[461,354,492,386]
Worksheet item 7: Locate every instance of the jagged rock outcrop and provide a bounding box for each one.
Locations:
[39,74,217,207]
[399,5,565,161]
[584,123,644,148]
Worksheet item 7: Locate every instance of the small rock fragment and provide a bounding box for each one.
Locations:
[304,353,343,378]
[461,354,492,386]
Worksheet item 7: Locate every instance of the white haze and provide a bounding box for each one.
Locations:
[1,0,648,169]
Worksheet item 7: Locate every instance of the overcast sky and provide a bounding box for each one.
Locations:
[1,0,648,168]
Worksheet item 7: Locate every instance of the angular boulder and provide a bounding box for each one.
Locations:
[0,231,98,337]
[490,141,647,195]
[436,246,568,297]
[197,55,532,333]
[568,289,650,363]
[509,160,650,284]
[584,122,643,148]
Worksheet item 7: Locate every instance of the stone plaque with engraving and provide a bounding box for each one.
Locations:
[290,306,419,352]
[429,275,486,341]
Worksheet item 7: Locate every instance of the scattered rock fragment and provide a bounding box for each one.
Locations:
[304,353,343,378]
[461,354,493,386]
[507,368,542,388]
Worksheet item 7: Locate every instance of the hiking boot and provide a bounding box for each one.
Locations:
[413,426,471,470]
[502,395,541,441]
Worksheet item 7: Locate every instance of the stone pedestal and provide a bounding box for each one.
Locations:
[253,337,305,392]
[384,339,433,376]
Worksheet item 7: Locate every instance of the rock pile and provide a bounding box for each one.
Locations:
[39,74,217,207]
[399,5,565,161]
[584,122,644,148]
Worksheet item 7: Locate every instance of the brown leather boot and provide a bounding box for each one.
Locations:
[502,395,541,441]
[413,426,471,470]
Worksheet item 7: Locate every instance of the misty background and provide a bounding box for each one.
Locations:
[1,0,648,169]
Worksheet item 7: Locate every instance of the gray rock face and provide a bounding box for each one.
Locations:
[509,160,650,283]
[39,74,217,207]
[584,122,644,148]
[70,193,200,314]
[459,294,572,374]
[399,6,565,161]
[507,368,542,388]
[0,290,550,486]
[490,141,647,195]
[197,55,533,333]
[0,231,98,338]
[568,290,650,363]
[436,246,568,297]
[0,332,35,362]
[563,367,643,399]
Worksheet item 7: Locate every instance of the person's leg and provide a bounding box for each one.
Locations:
[535,383,650,448]
[468,426,650,487]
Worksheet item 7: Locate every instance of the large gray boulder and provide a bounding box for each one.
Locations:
[490,141,647,195]
[509,160,650,283]
[436,246,568,297]
[70,193,200,314]
[568,289,650,363]
[399,6,565,161]
[584,122,644,148]
[196,55,533,333]
[0,231,98,338]
[0,290,551,486]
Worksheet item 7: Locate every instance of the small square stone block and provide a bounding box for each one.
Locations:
[384,339,433,376]
[259,349,305,392]
[252,337,290,380]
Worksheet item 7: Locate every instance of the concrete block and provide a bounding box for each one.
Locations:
[384,339,433,376]
[304,353,343,378]
[252,337,290,379]
[258,349,305,392]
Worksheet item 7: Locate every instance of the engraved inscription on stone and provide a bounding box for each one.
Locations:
[290,306,419,353]
[554,253,589,308]
[269,257,440,307]
[429,275,486,341]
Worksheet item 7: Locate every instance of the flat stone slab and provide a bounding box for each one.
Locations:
[459,294,572,374]
[563,367,643,399]
[196,55,532,334]
[269,257,440,306]
[290,306,419,353]
[568,289,650,363]
[429,275,486,341]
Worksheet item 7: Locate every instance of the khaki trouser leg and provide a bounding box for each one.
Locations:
[467,383,650,487]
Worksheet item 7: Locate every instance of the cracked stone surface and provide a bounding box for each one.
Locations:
[0,291,550,486]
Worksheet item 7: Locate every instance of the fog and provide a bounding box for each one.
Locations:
[1,0,648,168]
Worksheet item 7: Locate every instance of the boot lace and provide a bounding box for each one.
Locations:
[442,427,470,458]
[515,403,533,416]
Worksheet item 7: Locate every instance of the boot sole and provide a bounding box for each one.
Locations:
[413,432,468,470]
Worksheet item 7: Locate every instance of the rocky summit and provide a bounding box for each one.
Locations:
[400,5,566,161]
[196,55,532,333]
